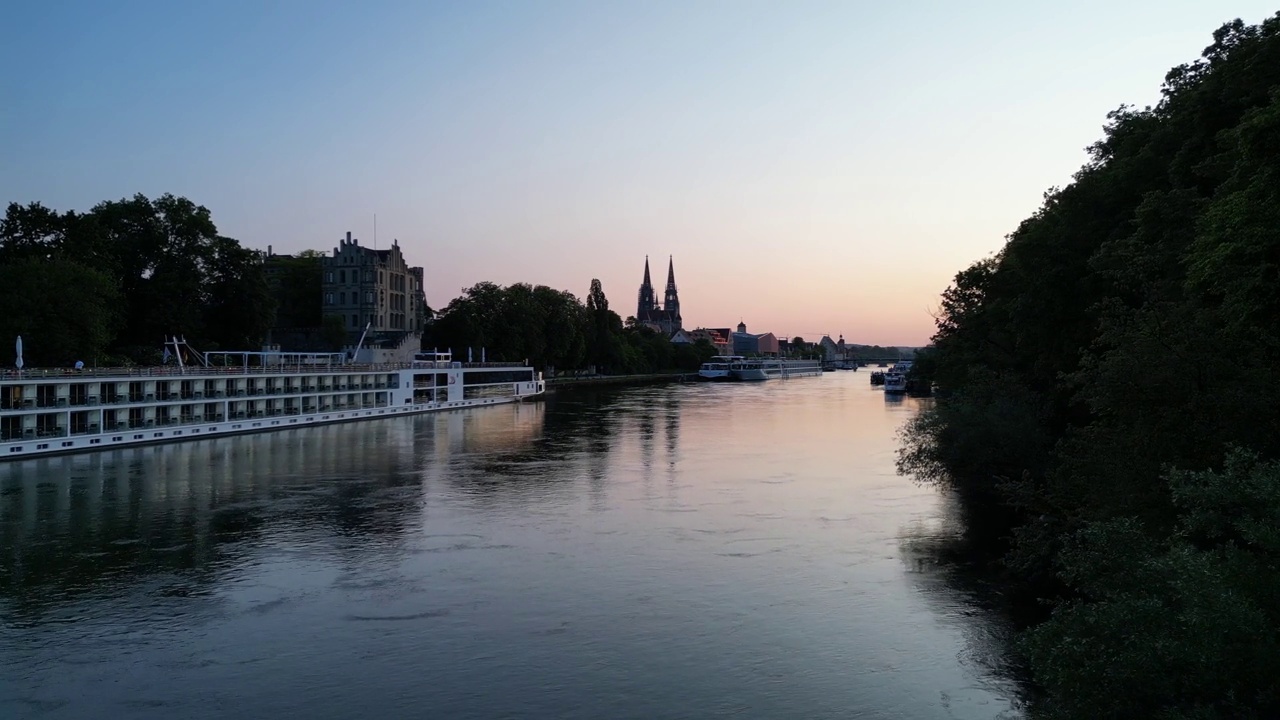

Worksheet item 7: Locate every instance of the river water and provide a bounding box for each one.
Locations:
[1,372,1024,719]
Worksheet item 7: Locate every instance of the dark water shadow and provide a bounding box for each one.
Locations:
[897,489,1038,712]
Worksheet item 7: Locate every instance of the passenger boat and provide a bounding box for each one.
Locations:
[729,358,824,381]
[697,355,744,381]
[883,371,907,394]
[0,340,544,460]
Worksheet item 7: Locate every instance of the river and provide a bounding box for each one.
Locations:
[1,371,1024,719]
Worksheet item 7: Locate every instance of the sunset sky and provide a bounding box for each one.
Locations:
[3,1,1274,346]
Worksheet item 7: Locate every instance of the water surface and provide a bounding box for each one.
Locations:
[1,372,1023,719]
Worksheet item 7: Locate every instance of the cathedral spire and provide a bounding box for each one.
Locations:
[663,256,681,329]
[637,255,657,320]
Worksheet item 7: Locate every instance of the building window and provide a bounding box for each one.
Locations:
[326,293,334,305]
[352,314,358,328]
[365,271,372,282]
[326,271,334,283]
[366,291,373,304]
[339,269,346,283]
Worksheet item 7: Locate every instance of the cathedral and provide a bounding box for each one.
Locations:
[636,256,682,336]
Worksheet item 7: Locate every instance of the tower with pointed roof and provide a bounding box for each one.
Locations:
[663,255,681,331]
[635,255,684,336]
[637,256,658,320]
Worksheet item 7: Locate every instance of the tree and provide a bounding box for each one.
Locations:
[271,251,325,328]
[895,13,1280,716]
[1,194,288,361]
[203,236,275,350]
[0,257,119,366]
[428,281,588,373]
[673,338,716,371]
[0,202,63,261]
[585,278,625,373]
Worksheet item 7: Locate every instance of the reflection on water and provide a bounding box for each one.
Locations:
[1,376,1023,719]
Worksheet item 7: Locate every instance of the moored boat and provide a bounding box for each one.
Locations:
[697,355,743,381]
[0,343,544,460]
[729,358,824,381]
[883,371,907,394]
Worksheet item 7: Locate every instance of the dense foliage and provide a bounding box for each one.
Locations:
[899,15,1280,718]
[271,249,326,328]
[0,194,274,366]
[426,279,717,375]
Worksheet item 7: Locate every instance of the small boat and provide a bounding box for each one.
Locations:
[883,371,907,394]
[869,371,885,386]
[697,355,743,381]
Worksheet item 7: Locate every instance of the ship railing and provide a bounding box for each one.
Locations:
[1,360,534,382]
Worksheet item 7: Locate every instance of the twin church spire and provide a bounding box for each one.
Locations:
[637,256,682,336]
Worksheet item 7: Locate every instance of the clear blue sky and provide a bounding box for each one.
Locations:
[2,1,1274,345]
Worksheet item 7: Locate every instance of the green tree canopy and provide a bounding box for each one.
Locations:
[898,13,1280,717]
[0,194,275,364]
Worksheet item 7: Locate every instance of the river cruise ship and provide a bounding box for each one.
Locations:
[730,358,824,381]
[0,345,544,460]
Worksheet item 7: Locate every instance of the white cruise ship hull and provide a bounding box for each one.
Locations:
[0,361,544,460]
[731,360,824,381]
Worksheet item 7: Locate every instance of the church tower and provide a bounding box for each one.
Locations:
[663,256,681,332]
[637,256,658,320]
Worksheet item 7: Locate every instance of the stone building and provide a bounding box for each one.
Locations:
[321,232,427,347]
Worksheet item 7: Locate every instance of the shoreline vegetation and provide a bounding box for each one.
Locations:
[900,15,1280,718]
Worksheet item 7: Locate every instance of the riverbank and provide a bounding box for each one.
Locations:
[545,372,697,391]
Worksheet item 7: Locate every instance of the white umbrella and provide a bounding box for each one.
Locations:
[15,335,23,371]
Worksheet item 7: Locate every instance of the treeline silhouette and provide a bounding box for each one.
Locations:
[0,200,716,374]
[0,194,274,366]
[426,278,717,374]
[900,15,1280,718]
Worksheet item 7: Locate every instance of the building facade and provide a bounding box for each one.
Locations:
[820,335,845,361]
[685,328,731,355]
[636,256,683,336]
[731,321,779,356]
[321,232,427,342]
